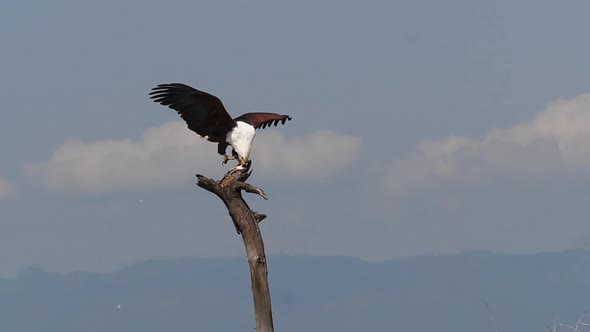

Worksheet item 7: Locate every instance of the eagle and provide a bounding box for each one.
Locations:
[149,83,292,169]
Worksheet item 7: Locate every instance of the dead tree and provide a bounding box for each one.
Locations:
[196,168,274,332]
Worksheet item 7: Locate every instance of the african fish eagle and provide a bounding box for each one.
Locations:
[149,83,292,169]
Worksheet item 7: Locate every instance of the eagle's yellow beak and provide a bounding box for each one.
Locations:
[239,157,249,165]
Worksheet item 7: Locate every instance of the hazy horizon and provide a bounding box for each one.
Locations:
[2,251,589,332]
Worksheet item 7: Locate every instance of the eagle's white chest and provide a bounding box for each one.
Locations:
[227,121,256,160]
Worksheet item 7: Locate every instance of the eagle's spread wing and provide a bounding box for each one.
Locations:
[149,83,236,142]
[234,112,292,129]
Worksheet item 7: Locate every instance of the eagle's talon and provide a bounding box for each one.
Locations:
[222,155,235,165]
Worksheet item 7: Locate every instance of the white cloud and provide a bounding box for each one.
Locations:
[252,130,362,177]
[0,177,16,200]
[27,121,362,193]
[387,93,590,192]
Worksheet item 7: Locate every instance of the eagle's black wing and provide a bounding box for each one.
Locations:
[149,83,236,142]
[234,112,292,129]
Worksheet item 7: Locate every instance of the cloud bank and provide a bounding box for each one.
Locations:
[252,130,362,177]
[387,93,590,192]
[0,177,16,199]
[28,121,362,193]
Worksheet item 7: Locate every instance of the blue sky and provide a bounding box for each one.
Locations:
[1,0,590,276]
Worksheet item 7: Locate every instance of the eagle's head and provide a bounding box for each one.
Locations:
[239,156,249,166]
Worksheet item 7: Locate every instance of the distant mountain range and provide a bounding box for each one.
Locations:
[1,251,589,332]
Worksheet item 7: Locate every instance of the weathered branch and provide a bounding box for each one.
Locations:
[195,175,220,194]
[252,211,267,223]
[196,168,274,332]
[235,182,269,200]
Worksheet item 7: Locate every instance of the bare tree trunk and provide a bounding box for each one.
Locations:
[196,169,274,332]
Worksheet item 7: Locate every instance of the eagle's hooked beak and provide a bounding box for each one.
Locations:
[239,157,249,166]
